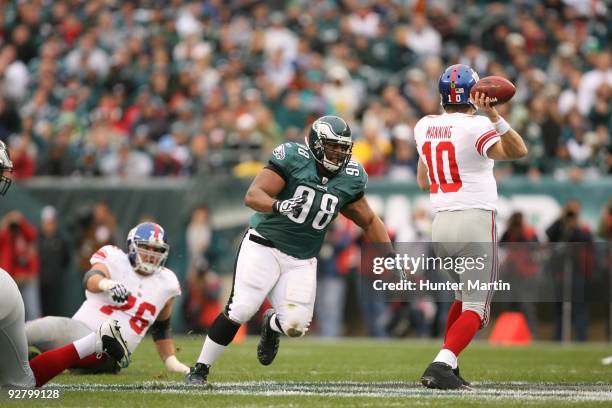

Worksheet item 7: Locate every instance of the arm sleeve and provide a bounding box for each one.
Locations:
[90,246,112,266]
[473,120,501,158]
[267,144,293,180]
[346,190,365,205]
[343,165,368,208]
[265,162,287,181]
[166,271,182,298]
[89,245,120,280]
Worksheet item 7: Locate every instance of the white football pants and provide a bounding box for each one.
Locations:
[226,229,317,337]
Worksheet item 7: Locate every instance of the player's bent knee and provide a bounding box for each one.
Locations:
[227,302,258,325]
[278,305,312,338]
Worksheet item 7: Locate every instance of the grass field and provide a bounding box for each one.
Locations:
[4,336,612,407]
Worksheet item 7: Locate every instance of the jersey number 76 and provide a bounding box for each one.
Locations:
[422,141,462,193]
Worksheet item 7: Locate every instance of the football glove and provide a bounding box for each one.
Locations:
[98,279,131,306]
[273,196,306,217]
[164,355,190,374]
[386,252,408,281]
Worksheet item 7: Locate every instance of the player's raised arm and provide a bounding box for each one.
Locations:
[472,91,528,161]
[341,196,393,250]
[151,298,190,374]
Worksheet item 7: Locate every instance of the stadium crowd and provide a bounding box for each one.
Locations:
[0,0,610,181]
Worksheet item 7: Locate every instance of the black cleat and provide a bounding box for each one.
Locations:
[185,362,210,385]
[453,367,471,387]
[420,362,464,390]
[257,309,280,366]
[28,346,41,361]
[97,320,130,368]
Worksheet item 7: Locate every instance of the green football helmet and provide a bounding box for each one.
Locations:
[0,140,13,196]
[306,115,353,175]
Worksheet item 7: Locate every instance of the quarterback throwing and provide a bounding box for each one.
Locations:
[415,64,527,389]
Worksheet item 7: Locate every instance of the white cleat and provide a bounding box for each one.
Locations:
[601,356,612,366]
[96,319,131,368]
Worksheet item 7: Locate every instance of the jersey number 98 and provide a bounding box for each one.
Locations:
[288,185,338,230]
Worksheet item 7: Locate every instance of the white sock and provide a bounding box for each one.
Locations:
[434,348,458,369]
[197,336,226,366]
[269,313,283,334]
[73,332,98,359]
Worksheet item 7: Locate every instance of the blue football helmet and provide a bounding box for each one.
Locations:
[127,222,169,275]
[438,64,480,107]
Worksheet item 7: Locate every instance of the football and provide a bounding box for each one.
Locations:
[470,76,516,105]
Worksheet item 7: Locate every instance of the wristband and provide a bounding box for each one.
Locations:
[164,355,190,373]
[492,117,511,135]
[272,200,280,213]
[98,278,116,291]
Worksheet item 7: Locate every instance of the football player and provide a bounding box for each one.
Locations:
[0,140,129,387]
[26,222,189,374]
[186,115,395,385]
[414,64,527,389]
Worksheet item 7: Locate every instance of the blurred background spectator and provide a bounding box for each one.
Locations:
[183,259,222,333]
[37,206,71,317]
[546,200,594,341]
[315,216,360,337]
[186,204,213,273]
[499,212,540,335]
[0,210,41,320]
[68,202,121,275]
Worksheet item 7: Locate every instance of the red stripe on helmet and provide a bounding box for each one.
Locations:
[449,65,459,102]
[152,223,160,240]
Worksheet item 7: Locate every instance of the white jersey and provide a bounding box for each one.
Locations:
[73,245,181,352]
[414,112,501,213]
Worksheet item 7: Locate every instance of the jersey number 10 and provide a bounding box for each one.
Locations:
[422,141,462,193]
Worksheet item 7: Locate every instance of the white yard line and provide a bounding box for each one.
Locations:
[51,381,612,402]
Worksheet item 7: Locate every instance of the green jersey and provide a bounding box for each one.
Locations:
[250,142,368,259]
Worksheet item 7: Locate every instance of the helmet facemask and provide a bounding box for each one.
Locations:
[0,168,13,196]
[308,117,353,175]
[0,142,13,196]
[132,240,169,275]
[319,138,353,173]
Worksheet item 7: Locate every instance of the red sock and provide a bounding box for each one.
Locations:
[444,301,463,343]
[30,343,81,387]
[71,353,107,369]
[443,310,481,357]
